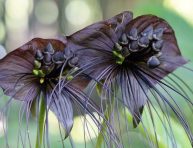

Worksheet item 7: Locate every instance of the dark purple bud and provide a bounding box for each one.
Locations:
[138,36,149,48]
[153,28,164,40]
[43,53,52,65]
[120,33,128,45]
[44,43,55,54]
[68,57,79,67]
[52,51,65,64]
[129,41,139,52]
[35,50,44,61]
[64,49,73,59]
[141,26,153,40]
[152,40,164,52]
[127,28,138,40]
[147,56,160,68]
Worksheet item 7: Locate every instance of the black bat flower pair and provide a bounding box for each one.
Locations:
[0,11,193,147]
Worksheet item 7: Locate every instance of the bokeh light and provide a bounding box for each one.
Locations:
[0,22,5,42]
[0,4,4,18]
[5,0,31,20]
[71,112,101,142]
[65,0,91,26]
[48,111,59,135]
[35,0,59,25]
[164,0,193,25]
[0,45,6,59]
[0,113,6,138]
[5,0,32,30]
[48,111,100,142]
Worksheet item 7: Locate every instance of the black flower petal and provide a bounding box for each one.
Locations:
[67,12,192,146]
[48,90,73,138]
[0,37,117,147]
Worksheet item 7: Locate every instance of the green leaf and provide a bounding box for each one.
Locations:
[123,105,191,147]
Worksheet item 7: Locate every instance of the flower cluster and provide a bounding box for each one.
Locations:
[0,38,117,147]
[0,11,193,147]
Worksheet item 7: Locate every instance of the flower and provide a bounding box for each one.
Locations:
[0,38,117,147]
[67,11,193,146]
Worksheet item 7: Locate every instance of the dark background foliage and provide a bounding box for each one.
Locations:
[0,0,193,147]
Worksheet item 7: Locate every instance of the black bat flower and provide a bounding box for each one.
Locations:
[0,38,119,147]
[67,11,193,146]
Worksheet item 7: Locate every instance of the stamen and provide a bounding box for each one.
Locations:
[34,60,41,69]
[66,75,74,81]
[40,78,45,84]
[32,69,39,76]
[38,70,46,77]
[113,50,125,65]
[32,69,45,78]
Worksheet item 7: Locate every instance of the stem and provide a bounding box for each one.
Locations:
[96,100,114,148]
[35,95,46,148]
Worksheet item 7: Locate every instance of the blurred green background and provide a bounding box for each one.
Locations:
[0,0,193,147]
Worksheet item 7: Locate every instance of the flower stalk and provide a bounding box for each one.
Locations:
[35,95,46,148]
